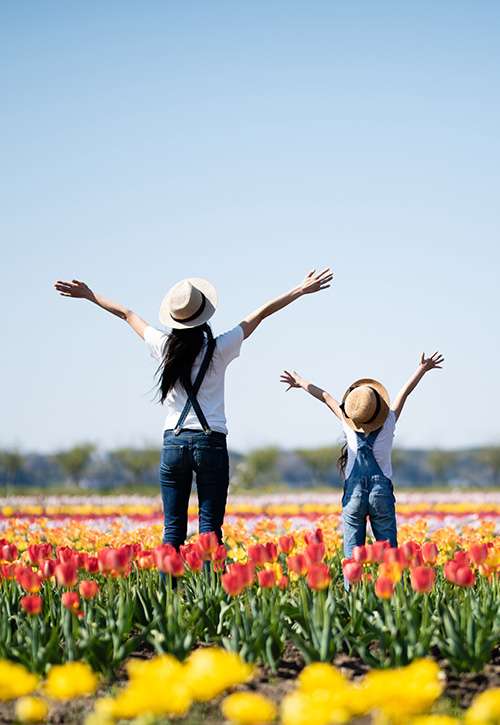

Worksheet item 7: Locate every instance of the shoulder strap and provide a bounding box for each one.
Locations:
[174,336,217,435]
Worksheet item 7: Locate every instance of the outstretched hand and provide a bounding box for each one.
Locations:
[419,351,444,372]
[54,280,94,300]
[298,268,333,295]
[280,370,304,391]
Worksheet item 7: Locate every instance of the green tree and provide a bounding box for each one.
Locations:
[475,446,500,486]
[295,446,340,485]
[54,444,95,488]
[427,449,456,483]
[236,446,280,488]
[0,449,24,492]
[111,447,160,485]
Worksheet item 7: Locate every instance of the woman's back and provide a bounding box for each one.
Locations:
[144,324,244,434]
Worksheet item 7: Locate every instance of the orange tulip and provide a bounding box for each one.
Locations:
[79,580,99,600]
[422,541,439,565]
[278,535,295,554]
[375,575,395,599]
[55,562,78,587]
[62,591,80,613]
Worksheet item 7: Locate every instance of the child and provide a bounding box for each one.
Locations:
[280,352,444,558]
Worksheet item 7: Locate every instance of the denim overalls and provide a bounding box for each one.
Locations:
[342,427,397,560]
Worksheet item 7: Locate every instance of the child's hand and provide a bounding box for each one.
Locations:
[280,370,304,391]
[419,351,444,372]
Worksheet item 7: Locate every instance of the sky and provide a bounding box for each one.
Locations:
[1,1,499,454]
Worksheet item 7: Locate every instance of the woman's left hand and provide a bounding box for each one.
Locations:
[298,268,333,295]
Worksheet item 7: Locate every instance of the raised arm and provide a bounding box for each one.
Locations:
[391,351,444,421]
[280,370,342,419]
[240,268,333,340]
[54,279,149,340]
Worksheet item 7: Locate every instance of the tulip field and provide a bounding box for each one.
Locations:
[0,492,499,724]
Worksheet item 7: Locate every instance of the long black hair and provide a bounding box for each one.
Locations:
[337,440,348,480]
[155,323,213,404]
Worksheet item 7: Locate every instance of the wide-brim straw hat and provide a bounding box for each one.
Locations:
[159,278,218,329]
[341,378,391,433]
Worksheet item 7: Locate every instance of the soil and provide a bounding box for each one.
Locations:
[1,644,499,724]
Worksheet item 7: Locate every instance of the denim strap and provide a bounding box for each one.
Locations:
[174,336,216,436]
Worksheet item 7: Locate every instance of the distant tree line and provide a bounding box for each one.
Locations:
[1,443,500,491]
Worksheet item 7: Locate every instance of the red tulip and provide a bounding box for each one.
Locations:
[0,563,16,580]
[305,542,325,566]
[221,569,245,596]
[159,552,185,577]
[444,560,459,584]
[197,532,219,559]
[185,549,203,572]
[20,594,43,616]
[453,550,470,567]
[304,528,324,545]
[468,544,488,566]
[79,580,99,600]
[62,591,80,612]
[39,559,57,578]
[455,566,475,588]
[343,561,363,584]
[422,542,439,565]
[278,535,295,554]
[57,546,77,564]
[1,544,18,562]
[383,547,410,569]
[375,575,395,599]
[265,542,278,562]
[248,544,270,567]
[232,562,255,586]
[137,551,154,570]
[55,562,78,587]
[287,553,307,576]
[257,569,276,588]
[27,543,52,565]
[369,540,390,563]
[278,575,289,590]
[98,547,132,575]
[211,544,227,563]
[352,545,368,563]
[306,563,331,591]
[410,566,436,594]
[401,541,421,565]
[16,567,43,593]
[86,556,99,573]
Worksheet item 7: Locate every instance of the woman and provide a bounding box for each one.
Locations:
[280,352,444,560]
[54,268,333,549]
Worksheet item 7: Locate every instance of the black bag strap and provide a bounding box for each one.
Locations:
[174,335,217,435]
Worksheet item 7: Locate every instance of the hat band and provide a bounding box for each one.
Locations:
[342,386,382,424]
[171,293,206,323]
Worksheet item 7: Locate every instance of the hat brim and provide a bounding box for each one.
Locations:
[159,277,218,329]
[341,378,391,433]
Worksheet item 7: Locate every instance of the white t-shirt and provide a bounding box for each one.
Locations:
[144,325,244,435]
[342,410,396,479]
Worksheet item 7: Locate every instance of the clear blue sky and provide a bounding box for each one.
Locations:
[1,1,499,454]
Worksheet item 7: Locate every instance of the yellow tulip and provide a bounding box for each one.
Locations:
[15,696,49,723]
[222,692,277,724]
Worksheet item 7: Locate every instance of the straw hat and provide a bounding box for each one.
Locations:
[159,278,218,329]
[341,378,390,433]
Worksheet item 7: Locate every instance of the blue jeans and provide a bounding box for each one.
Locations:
[342,474,398,559]
[159,429,229,550]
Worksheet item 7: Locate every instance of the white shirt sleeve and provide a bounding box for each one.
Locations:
[215,325,244,366]
[144,326,168,361]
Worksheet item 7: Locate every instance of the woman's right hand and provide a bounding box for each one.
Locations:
[280,370,304,391]
[54,279,95,301]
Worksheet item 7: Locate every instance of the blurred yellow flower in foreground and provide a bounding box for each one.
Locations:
[44,662,98,700]
[410,717,460,725]
[222,692,277,724]
[0,660,39,700]
[465,687,500,724]
[15,696,49,723]
[297,662,348,693]
[184,647,254,701]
